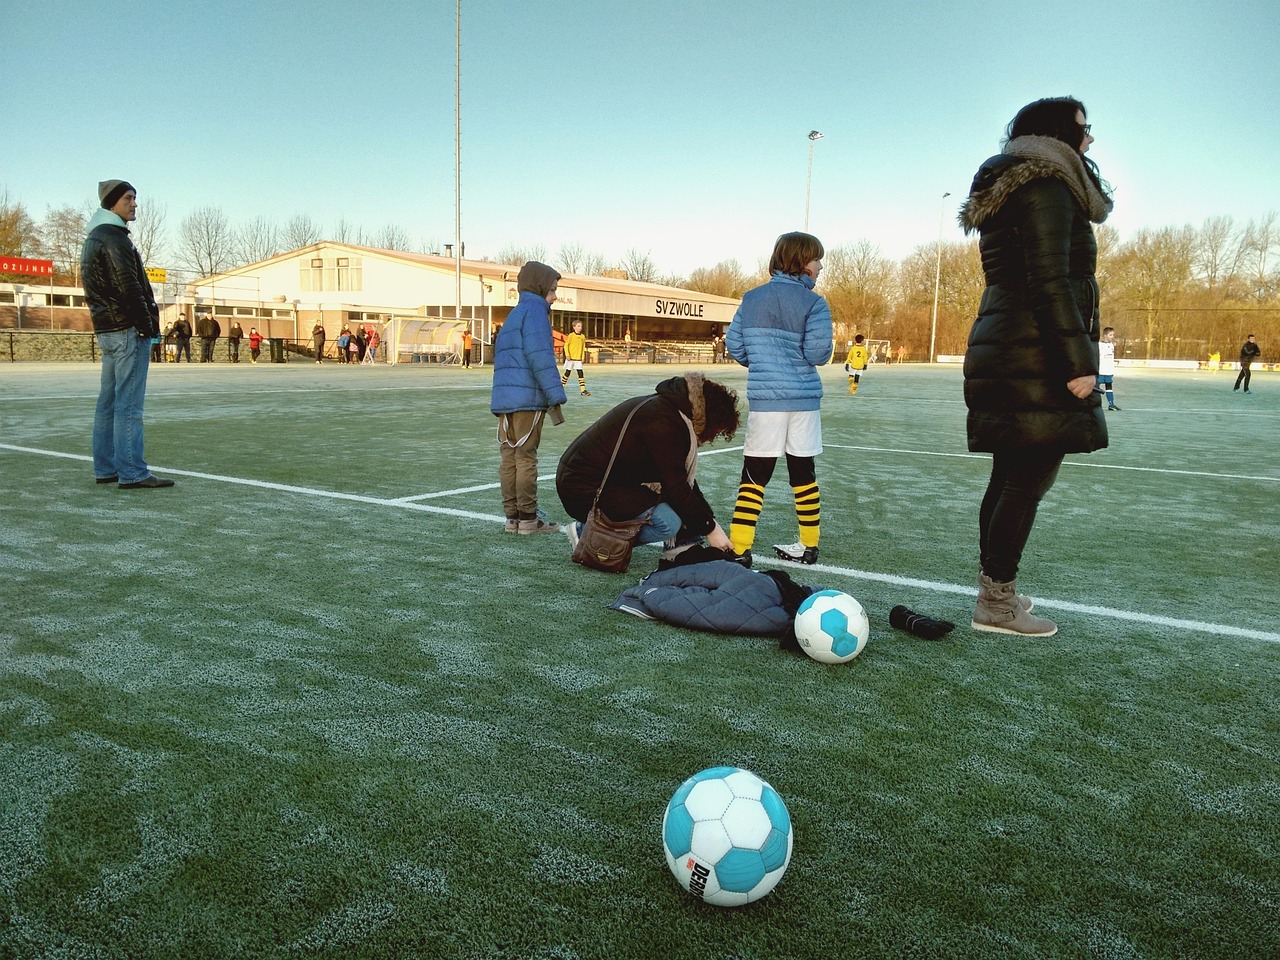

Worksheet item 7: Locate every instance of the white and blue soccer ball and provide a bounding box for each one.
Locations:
[661,766,793,907]
[794,589,870,664]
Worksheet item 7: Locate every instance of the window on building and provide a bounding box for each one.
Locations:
[300,255,362,292]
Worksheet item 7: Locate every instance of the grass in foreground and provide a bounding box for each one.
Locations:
[1,361,1277,959]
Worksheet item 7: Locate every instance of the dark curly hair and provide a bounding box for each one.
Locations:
[699,379,740,444]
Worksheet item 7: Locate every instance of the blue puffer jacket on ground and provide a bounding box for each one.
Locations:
[609,559,816,636]
[490,291,568,414]
[725,272,833,412]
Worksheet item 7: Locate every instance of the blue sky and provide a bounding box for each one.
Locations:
[4,0,1278,276]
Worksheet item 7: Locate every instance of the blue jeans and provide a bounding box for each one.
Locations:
[93,330,152,483]
[635,502,682,546]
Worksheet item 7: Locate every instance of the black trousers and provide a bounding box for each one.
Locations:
[978,449,1064,583]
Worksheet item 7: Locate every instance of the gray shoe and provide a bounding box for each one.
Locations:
[564,520,580,550]
[978,570,1033,612]
[972,573,1057,636]
[518,517,560,535]
[505,518,519,533]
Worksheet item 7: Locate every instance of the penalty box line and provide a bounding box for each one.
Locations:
[5,441,1277,644]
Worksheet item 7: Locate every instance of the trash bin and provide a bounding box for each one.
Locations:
[269,338,286,363]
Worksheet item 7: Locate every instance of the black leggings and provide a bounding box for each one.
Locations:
[740,453,816,487]
[978,449,1064,583]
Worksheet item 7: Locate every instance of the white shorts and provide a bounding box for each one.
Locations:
[563,360,584,371]
[742,410,823,458]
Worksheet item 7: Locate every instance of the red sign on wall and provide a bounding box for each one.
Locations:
[0,257,55,277]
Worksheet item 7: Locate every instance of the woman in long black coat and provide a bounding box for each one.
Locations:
[958,96,1114,637]
[556,374,739,555]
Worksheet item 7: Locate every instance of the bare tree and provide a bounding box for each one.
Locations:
[39,205,89,283]
[495,242,548,266]
[684,259,750,298]
[1240,212,1278,298]
[556,242,586,273]
[236,216,281,265]
[821,240,895,342]
[283,213,323,249]
[132,199,168,268]
[372,223,413,250]
[177,206,236,276]
[0,189,40,259]
[333,217,368,245]
[620,248,660,282]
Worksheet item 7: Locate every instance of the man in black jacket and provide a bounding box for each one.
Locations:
[82,179,174,489]
[1234,334,1261,393]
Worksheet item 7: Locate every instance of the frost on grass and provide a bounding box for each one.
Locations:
[288,893,397,953]
[75,811,205,913]
[533,842,625,886]
[0,747,79,895]
[389,860,449,895]
[529,662,611,693]
[309,710,501,761]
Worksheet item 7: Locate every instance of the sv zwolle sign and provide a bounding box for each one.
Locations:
[653,298,704,317]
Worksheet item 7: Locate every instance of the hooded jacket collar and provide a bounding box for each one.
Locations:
[87,207,127,234]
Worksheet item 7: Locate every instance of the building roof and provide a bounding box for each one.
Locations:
[196,242,741,306]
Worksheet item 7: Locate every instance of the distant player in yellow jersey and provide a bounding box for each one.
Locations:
[560,319,591,396]
[844,334,869,395]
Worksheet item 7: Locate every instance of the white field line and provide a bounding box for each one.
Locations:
[824,444,1280,483]
[4,440,1277,644]
[392,445,746,502]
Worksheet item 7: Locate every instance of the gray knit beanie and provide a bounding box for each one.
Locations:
[98,180,136,209]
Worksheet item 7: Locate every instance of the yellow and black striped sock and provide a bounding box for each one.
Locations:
[729,482,765,554]
[578,373,588,392]
[793,482,820,548]
[561,370,570,386]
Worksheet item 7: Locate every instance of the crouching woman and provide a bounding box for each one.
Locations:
[556,373,739,556]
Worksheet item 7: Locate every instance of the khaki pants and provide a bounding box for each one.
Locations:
[497,410,545,519]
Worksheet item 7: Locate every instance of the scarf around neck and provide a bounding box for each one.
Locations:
[959,135,1113,233]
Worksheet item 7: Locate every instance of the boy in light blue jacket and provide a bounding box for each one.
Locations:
[725,232,834,566]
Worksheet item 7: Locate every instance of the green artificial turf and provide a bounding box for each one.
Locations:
[1,361,1277,959]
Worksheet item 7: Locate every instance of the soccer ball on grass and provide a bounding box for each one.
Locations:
[661,765,793,907]
[794,589,870,663]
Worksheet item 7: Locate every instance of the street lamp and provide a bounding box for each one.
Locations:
[804,130,824,231]
[929,191,951,363]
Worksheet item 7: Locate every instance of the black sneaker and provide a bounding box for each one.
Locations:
[773,542,818,564]
[729,549,752,568]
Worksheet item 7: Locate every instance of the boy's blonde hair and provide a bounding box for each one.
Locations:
[769,231,824,276]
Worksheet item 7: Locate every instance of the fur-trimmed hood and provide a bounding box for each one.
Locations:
[958,135,1112,234]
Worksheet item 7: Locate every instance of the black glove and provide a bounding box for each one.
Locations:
[889,605,955,641]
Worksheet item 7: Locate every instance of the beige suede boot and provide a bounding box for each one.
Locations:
[977,570,1033,612]
[973,573,1057,636]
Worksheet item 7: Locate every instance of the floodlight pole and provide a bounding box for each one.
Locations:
[804,130,824,231]
[453,0,462,343]
[929,191,951,363]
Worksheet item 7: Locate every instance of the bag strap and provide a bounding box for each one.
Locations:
[590,397,654,510]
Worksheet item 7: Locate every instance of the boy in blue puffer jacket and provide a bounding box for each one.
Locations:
[725,232,834,565]
[491,261,569,534]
